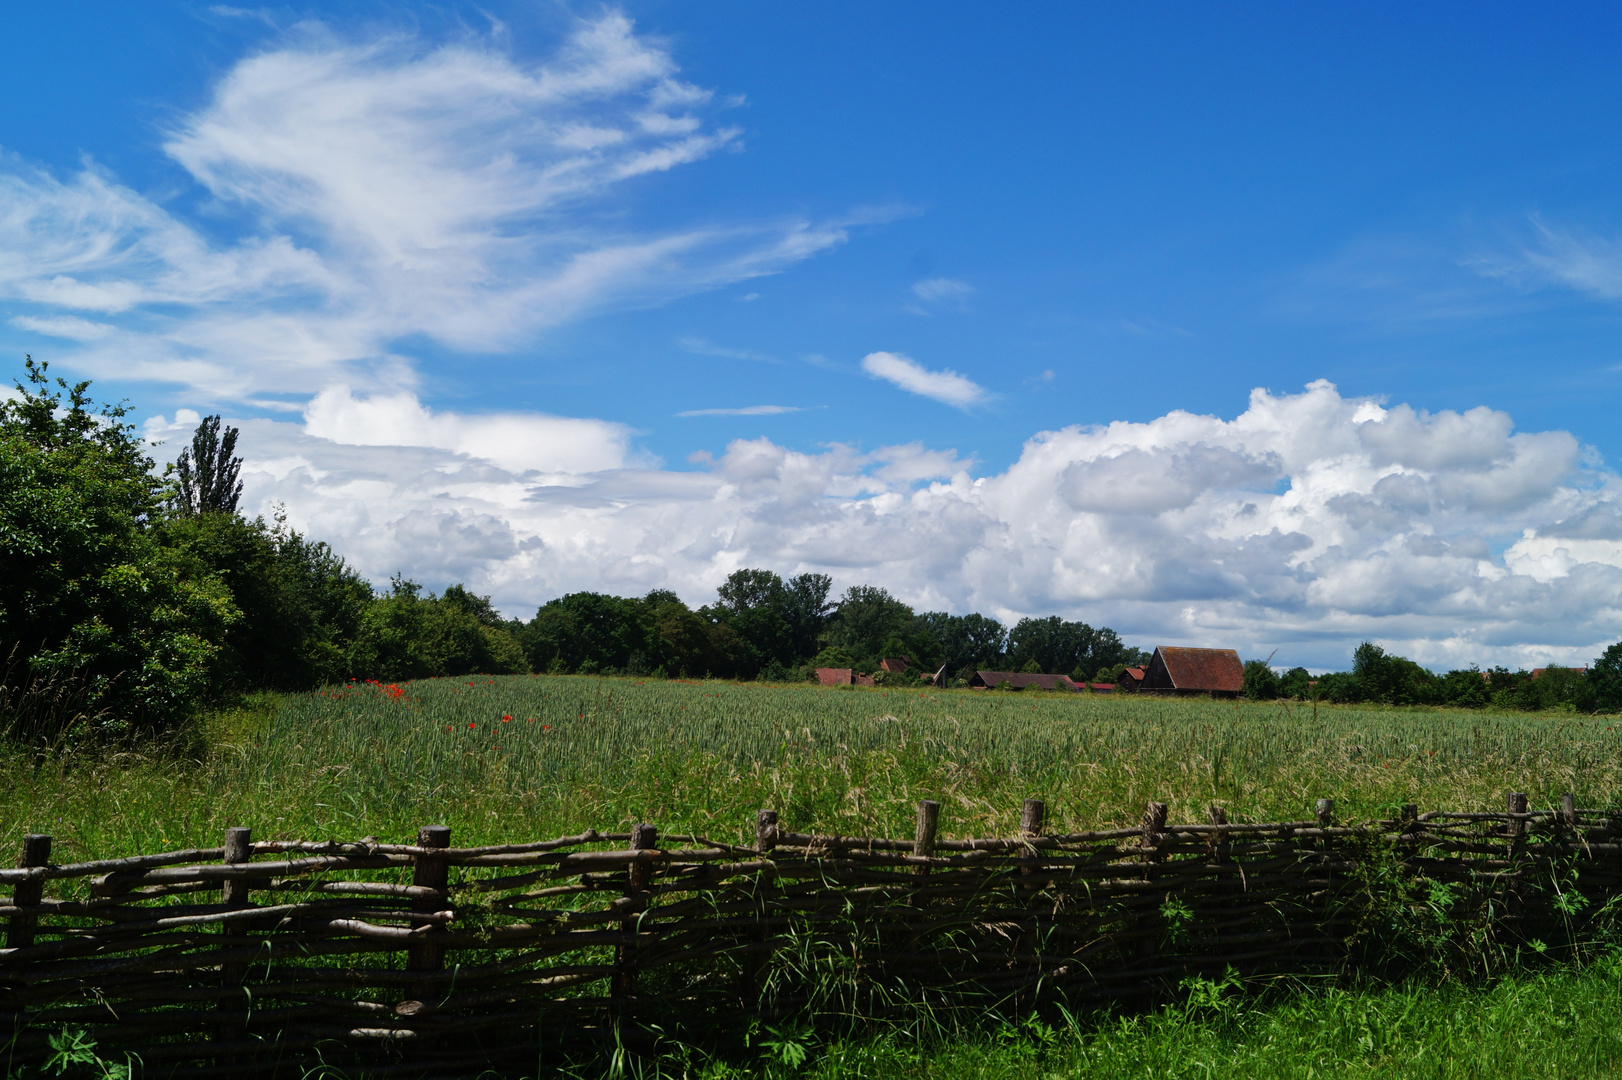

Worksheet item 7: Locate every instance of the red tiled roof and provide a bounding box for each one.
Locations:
[815,668,852,687]
[879,658,909,673]
[1150,647,1244,693]
[972,671,1080,691]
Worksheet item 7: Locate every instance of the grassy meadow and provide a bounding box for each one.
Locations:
[4,673,1621,862]
[7,674,1622,1078]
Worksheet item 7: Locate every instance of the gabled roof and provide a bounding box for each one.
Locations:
[815,667,852,687]
[1122,667,1145,682]
[1150,647,1244,693]
[972,671,1080,691]
[879,657,909,673]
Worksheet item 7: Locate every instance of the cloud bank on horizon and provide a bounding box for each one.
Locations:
[140,377,1622,671]
[6,7,1622,671]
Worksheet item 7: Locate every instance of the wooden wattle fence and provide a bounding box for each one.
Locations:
[3,793,1621,1077]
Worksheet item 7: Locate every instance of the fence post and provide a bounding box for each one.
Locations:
[3,834,50,1039]
[614,823,658,1011]
[1506,792,1528,848]
[217,826,252,1059]
[408,825,451,1002]
[1505,792,1528,946]
[1137,802,1168,964]
[748,811,778,996]
[1017,799,1045,882]
[6,834,51,950]
[1560,792,1577,845]
[1014,799,1046,992]
[756,810,778,855]
[913,800,940,875]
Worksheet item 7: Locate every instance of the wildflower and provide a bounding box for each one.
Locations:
[468,722,476,729]
[502,715,512,723]
[542,724,552,732]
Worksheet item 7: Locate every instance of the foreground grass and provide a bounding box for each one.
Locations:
[4,674,1622,861]
[678,961,1622,1080]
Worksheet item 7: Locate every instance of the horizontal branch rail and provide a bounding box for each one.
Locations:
[5,792,1621,1076]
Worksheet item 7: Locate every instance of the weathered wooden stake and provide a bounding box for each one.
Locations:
[7,834,50,950]
[1560,792,1577,838]
[1506,792,1528,846]
[1315,799,1335,829]
[407,825,450,1001]
[216,827,252,1064]
[614,823,658,1008]
[756,809,778,855]
[1505,792,1529,945]
[2,834,50,1037]
[1017,798,1045,885]
[748,810,778,992]
[1138,802,1168,963]
[1019,799,1045,839]
[913,800,940,869]
[219,827,252,982]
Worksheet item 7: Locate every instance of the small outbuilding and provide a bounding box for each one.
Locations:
[1140,647,1244,698]
[879,658,910,674]
[969,671,1081,692]
[815,668,853,687]
[1118,666,1145,691]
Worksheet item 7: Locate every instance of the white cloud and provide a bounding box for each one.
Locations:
[860,350,988,409]
[0,14,849,398]
[142,379,1622,671]
[677,337,781,364]
[301,386,643,479]
[676,405,803,417]
[911,277,974,303]
[8,315,118,340]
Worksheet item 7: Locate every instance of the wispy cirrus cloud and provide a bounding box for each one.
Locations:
[677,336,782,364]
[911,277,973,303]
[676,405,804,417]
[0,12,850,399]
[860,350,988,409]
[1474,218,1622,301]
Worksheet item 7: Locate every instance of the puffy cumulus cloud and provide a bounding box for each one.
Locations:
[144,380,1622,671]
[0,12,849,398]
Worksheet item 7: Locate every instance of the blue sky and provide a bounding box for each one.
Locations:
[6,3,1622,670]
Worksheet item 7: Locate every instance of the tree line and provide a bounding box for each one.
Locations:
[1242,642,1622,712]
[0,360,1145,740]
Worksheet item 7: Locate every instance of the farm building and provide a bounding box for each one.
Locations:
[814,668,852,687]
[969,671,1081,692]
[879,658,909,673]
[1118,666,1145,691]
[1140,647,1244,697]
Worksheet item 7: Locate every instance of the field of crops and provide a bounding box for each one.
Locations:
[5,674,1621,864]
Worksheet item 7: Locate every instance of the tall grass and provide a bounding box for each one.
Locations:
[674,959,1622,1079]
[4,674,1621,865]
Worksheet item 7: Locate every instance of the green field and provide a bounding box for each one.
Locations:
[6,675,1622,1078]
[5,673,1620,862]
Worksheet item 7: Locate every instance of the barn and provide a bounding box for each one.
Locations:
[968,671,1081,691]
[1140,647,1244,698]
